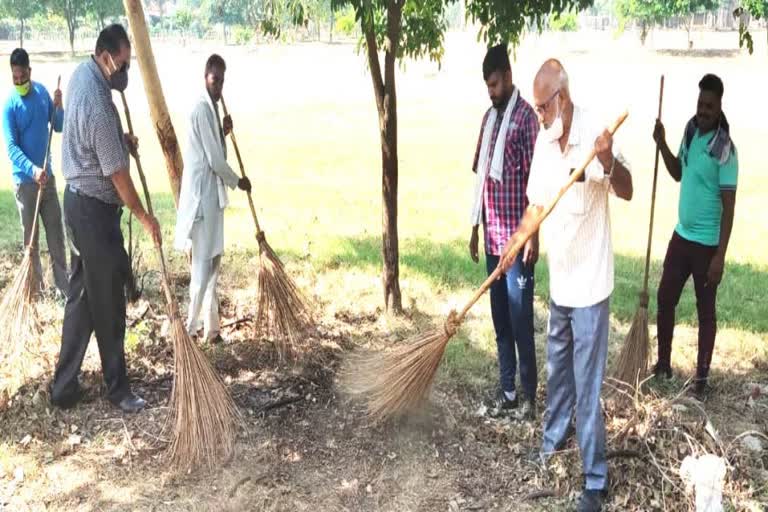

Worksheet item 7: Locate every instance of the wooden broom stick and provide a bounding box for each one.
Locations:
[219,95,263,235]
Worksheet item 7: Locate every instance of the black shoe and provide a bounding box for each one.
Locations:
[652,362,673,380]
[486,390,518,417]
[115,393,146,414]
[576,489,605,512]
[50,383,83,409]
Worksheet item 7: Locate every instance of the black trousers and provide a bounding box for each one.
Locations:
[51,186,131,406]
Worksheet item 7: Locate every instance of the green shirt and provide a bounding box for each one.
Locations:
[675,129,738,247]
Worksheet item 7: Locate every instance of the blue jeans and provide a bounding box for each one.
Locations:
[541,297,610,491]
[485,252,536,400]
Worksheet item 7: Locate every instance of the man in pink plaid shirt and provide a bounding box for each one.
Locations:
[469,44,540,420]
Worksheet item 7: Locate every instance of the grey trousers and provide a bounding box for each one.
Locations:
[14,176,68,295]
[541,297,610,491]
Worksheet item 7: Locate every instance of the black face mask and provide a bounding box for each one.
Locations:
[110,63,128,92]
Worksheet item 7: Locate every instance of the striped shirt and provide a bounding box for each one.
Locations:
[472,95,539,255]
[62,57,128,205]
[526,106,631,308]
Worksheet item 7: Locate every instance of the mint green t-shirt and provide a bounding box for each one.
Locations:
[675,130,738,247]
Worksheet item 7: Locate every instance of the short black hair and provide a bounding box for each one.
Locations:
[483,43,510,81]
[205,54,226,74]
[699,73,724,100]
[10,48,29,68]
[95,24,130,56]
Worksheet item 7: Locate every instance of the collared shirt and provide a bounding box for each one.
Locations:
[526,105,631,308]
[3,81,64,185]
[675,129,738,247]
[174,91,241,259]
[472,96,539,255]
[62,57,128,205]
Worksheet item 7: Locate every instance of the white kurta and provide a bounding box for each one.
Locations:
[174,92,240,260]
[175,92,240,340]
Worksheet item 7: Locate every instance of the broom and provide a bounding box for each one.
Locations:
[0,76,61,377]
[220,96,314,362]
[342,111,629,422]
[119,93,239,470]
[613,76,664,388]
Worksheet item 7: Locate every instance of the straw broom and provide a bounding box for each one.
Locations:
[0,76,60,378]
[342,111,629,422]
[119,93,239,470]
[613,76,664,388]
[220,96,314,362]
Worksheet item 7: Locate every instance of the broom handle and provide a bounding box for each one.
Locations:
[642,76,665,295]
[119,92,177,312]
[457,111,629,322]
[27,75,61,249]
[219,96,263,235]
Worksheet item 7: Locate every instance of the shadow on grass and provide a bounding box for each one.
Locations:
[315,235,768,334]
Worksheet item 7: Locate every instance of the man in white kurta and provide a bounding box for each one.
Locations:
[174,54,250,343]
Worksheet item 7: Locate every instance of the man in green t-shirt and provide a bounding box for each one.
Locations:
[651,74,737,398]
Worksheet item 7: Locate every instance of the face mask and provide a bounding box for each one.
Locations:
[542,99,564,142]
[15,81,30,96]
[105,54,129,92]
[109,67,128,92]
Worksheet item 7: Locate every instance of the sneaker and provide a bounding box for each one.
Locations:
[576,489,605,512]
[651,362,673,380]
[486,389,518,417]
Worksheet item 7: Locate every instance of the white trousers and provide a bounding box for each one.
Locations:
[186,252,222,341]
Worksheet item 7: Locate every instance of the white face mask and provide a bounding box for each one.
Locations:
[541,98,564,142]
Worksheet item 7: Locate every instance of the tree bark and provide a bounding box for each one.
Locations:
[361,0,403,313]
[123,0,184,206]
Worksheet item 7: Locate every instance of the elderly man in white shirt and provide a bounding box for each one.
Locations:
[174,54,250,343]
[500,59,633,512]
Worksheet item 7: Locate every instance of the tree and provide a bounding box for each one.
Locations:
[265,0,592,312]
[615,0,720,47]
[667,0,720,48]
[614,0,669,45]
[50,0,85,56]
[1,0,36,47]
[87,0,123,30]
[125,0,184,205]
[735,1,767,54]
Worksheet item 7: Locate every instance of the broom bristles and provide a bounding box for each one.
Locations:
[614,299,650,387]
[340,313,458,422]
[0,249,42,388]
[254,236,314,361]
[167,313,240,470]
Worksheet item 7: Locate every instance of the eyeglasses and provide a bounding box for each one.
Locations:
[535,89,560,114]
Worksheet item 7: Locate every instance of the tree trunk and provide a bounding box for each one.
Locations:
[19,18,23,48]
[362,0,403,313]
[640,21,648,45]
[329,10,333,43]
[123,0,184,206]
[67,13,76,56]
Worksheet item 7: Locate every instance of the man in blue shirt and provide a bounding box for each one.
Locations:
[3,48,67,297]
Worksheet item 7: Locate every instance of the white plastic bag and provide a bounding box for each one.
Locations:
[679,454,727,512]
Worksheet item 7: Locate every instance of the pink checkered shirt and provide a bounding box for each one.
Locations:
[472,95,539,255]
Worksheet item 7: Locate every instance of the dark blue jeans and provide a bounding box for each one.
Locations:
[485,252,537,400]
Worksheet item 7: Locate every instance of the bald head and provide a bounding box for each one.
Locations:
[533,58,571,130]
[534,59,569,95]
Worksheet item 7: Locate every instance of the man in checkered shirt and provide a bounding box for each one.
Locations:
[50,24,161,414]
[469,44,540,420]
